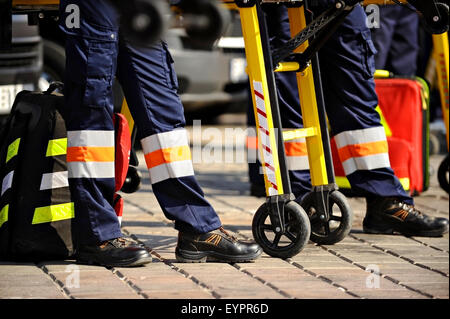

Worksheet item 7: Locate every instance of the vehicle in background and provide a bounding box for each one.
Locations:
[37,10,249,121]
[0,14,42,121]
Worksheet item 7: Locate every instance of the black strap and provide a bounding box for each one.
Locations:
[45,82,64,95]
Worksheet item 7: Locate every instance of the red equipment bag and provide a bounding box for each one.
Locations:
[113,113,132,223]
[332,77,430,196]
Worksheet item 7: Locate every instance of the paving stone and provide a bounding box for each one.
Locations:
[47,268,140,299]
[0,264,65,299]
[279,289,358,299]
[0,148,448,300]
[174,263,284,299]
[111,263,216,299]
[144,290,214,299]
[351,288,429,299]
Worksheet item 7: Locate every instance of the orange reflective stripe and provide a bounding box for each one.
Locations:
[338,140,388,163]
[285,141,308,157]
[67,146,115,162]
[145,145,192,169]
[246,136,258,150]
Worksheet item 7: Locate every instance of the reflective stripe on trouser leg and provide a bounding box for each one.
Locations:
[334,127,391,176]
[141,129,221,234]
[332,127,410,201]
[283,133,312,200]
[66,130,122,244]
[142,129,194,184]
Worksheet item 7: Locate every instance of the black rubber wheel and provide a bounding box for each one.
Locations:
[252,200,311,259]
[301,190,353,245]
[438,154,449,194]
[121,166,142,194]
[180,0,231,49]
[422,3,449,35]
[117,0,170,46]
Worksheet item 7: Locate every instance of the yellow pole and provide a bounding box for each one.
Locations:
[287,6,329,186]
[432,32,450,150]
[239,5,285,196]
[12,0,59,5]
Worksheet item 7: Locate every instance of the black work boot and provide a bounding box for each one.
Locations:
[175,227,262,263]
[363,197,449,237]
[76,237,152,267]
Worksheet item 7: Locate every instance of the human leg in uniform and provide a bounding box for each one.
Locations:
[371,6,420,76]
[60,0,261,266]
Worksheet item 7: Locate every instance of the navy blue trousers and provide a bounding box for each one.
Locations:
[370,6,419,76]
[60,0,221,245]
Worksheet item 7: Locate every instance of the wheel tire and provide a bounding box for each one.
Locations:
[438,155,449,194]
[423,3,449,34]
[118,0,170,47]
[184,0,231,49]
[301,190,353,245]
[252,200,311,259]
[121,166,142,194]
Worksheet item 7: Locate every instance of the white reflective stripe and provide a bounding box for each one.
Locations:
[257,114,269,134]
[149,160,195,184]
[1,171,14,196]
[286,137,306,144]
[341,153,391,175]
[67,130,115,147]
[253,81,264,105]
[68,162,115,178]
[268,187,278,196]
[40,171,69,190]
[266,170,278,193]
[286,156,310,171]
[284,133,309,171]
[141,129,189,154]
[255,95,266,116]
[334,127,387,149]
[247,127,257,137]
[253,81,263,93]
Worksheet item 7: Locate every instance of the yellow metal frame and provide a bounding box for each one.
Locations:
[239,3,330,197]
[432,32,449,150]
[287,6,329,187]
[12,0,59,4]
[239,6,285,195]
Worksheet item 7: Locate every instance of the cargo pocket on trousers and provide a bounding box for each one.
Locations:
[83,42,115,108]
[360,30,378,80]
[161,41,179,91]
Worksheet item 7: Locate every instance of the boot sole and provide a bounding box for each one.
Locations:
[363,224,449,238]
[76,253,153,268]
[175,248,262,263]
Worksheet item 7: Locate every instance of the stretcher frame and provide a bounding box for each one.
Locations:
[225,0,361,257]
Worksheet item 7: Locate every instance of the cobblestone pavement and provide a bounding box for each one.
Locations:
[0,125,448,301]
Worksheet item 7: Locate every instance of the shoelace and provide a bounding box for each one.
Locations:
[101,237,137,248]
[218,227,238,242]
[396,202,424,219]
